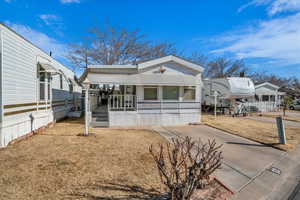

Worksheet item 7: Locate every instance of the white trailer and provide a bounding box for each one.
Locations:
[202,77,255,112]
[0,23,82,147]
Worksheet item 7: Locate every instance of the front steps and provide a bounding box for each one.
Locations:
[91,110,109,127]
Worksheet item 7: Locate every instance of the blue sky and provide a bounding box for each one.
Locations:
[1,0,300,78]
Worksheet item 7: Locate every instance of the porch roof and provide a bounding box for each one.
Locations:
[87,73,200,86]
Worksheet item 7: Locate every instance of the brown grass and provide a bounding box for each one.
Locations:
[0,118,230,200]
[0,118,167,200]
[202,115,300,151]
[259,112,300,123]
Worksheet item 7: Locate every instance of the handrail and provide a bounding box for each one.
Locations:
[108,95,201,112]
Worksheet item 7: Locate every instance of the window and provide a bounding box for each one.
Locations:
[47,74,51,100]
[144,86,158,100]
[39,71,46,101]
[38,64,52,101]
[183,86,196,100]
[59,74,63,89]
[163,86,179,100]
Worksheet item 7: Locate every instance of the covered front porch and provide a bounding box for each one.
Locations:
[87,84,201,127]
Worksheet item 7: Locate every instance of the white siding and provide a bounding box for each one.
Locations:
[0,24,82,147]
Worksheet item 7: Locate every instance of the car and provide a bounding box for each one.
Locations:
[290,100,300,110]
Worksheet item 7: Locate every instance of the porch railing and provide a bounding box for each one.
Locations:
[108,95,201,113]
[108,95,137,111]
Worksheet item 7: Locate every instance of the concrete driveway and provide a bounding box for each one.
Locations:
[153,125,286,193]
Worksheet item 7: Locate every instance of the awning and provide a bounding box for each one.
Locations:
[38,62,59,74]
[87,73,200,86]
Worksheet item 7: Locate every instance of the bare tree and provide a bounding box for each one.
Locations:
[67,24,177,69]
[205,57,248,78]
[66,43,92,70]
[186,52,208,68]
[250,72,291,86]
[149,136,222,200]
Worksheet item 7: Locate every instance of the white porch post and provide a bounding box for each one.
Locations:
[83,79,91,136]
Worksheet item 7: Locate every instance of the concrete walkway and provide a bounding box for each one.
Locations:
[153,125,286,194]
[245,116,300,128]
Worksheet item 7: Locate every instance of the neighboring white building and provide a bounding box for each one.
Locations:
[255,82,285,104]
[0,23,82,147]
[81,55,204,127]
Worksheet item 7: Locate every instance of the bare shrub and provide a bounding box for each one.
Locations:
[149,136,222,200]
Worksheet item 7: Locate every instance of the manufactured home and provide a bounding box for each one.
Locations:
[255,82,284,104]
[251,82,285,112]
[202,77,256,111]
[0,23,82,147]
[81,55,203,127]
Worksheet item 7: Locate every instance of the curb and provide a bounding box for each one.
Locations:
[214,177,235,195]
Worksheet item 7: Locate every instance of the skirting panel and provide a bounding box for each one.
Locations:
[109,111,201,127]
[0,108,71,148]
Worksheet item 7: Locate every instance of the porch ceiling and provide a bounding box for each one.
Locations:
[87,73,200,86]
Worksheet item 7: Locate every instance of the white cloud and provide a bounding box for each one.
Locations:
[238,0,271,13]
[238,0,300,15]
[60,0,80,4]
[39,14,60,26]
[211,13,300,66]
[5,22,67,59]
[269,0,300,15]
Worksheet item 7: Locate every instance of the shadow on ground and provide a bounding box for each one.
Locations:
[68,182,168,200]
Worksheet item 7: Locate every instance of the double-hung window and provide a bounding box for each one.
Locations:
[38,64,51,102]
[39,72,46,101]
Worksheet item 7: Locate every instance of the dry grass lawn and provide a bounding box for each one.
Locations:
[259,112,300,123]
[0,118,230,200]
[0,118,168,200]
[203,115,300,151]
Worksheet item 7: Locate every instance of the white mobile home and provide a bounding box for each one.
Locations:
[81,55,203,127]
[0,23,82,147]
[255,82,284,104]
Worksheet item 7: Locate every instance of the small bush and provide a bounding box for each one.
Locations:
[149,136,223,200]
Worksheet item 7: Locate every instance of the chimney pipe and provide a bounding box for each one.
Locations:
[240,72,245,77]
[49,51,52,57]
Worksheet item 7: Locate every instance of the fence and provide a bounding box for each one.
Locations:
[244,101,279,113]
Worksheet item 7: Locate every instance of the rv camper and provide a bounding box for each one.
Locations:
[0,23,82,147]
[202,77,255,113]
